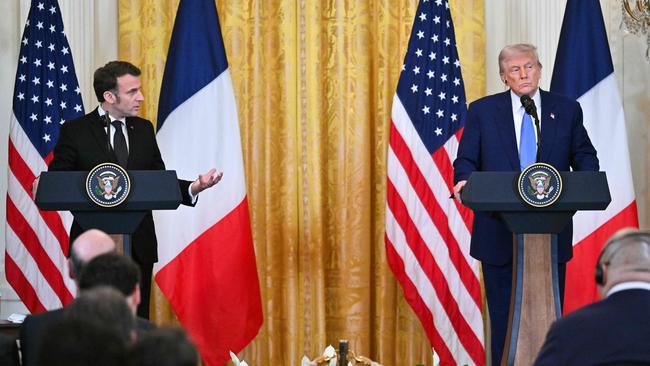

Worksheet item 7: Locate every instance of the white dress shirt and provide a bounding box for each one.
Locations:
[97,105,198,202]
[98,105,130,151]
[606,281,650,297]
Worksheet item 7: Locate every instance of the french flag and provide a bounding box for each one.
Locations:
[154,0,263,364]
[551,0,638,313]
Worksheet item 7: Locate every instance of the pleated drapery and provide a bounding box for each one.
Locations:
[118,1,484,364]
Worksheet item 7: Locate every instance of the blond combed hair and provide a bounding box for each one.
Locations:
[498,43,542,74]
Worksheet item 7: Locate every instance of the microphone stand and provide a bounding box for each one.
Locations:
[103,112,113,155]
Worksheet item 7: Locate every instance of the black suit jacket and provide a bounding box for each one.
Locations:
[48,108,194,263]
[0,334,19,366]
[20,309,64,366]
[534,289,650,366]
[20,308,156,366]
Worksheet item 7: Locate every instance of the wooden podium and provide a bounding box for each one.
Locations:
[35,170,183,256]
[461,171,610,366]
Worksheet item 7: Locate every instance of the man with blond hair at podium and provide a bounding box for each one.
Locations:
[453,43,599,365]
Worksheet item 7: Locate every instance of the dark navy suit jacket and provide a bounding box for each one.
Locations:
[20,308,155,366]
[453,90,599,265]
[534,289,650,366]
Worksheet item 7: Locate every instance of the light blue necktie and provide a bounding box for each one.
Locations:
[519,110,536,170]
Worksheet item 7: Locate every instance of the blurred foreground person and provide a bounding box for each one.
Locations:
[534,228,650,366]
[128,327,199,366]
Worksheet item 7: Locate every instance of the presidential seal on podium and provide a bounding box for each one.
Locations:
[86,163,131,207]
[518,163,563,208]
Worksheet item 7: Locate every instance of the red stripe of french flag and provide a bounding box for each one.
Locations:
[155,199,261,365]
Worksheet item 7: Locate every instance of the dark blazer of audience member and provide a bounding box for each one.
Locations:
[128,327,199,366]
[534,229,650,366]
[19,229,116,366]
[0,333,19,366]
[37,288,133,366]
[63,287,136,343]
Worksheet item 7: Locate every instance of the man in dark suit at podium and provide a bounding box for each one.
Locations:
[47,61,222,318]
[534,228,650,366]
[452,43,599,365]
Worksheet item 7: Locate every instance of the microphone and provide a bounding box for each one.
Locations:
[103,112,113,154]
[520,94,541,161]
[520,94,538,121]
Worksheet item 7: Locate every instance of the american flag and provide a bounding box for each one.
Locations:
[384,0,484,365]
[5,0,84,313]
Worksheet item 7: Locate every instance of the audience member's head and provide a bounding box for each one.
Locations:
[128,327,199,366]
[38,318,126,366]
[78,253,141,314]
[68,229,115,280]
[596,228,650,295]
[65,286,136,342]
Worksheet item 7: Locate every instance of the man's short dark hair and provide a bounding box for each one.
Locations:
[65,287,136,342]
[38,318,126,366]
[128,327,198,366]
[93,61,141,102]
[78,253,141,297]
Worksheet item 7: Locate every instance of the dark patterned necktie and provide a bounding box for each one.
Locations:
[111,120,128,167]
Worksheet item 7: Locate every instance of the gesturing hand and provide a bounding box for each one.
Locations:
[190,168,223,196]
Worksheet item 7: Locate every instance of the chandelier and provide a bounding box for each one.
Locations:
[623,0,650,58]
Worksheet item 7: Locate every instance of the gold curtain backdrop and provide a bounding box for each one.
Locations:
[118,0,485,364]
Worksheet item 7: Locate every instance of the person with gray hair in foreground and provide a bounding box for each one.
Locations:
[68,228,116,279]
[534,228,650,366]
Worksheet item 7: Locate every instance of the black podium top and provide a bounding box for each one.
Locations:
[35,170,183,235]
[461,171,611,233]
[35,170,182,211]
[461,171,610,212]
